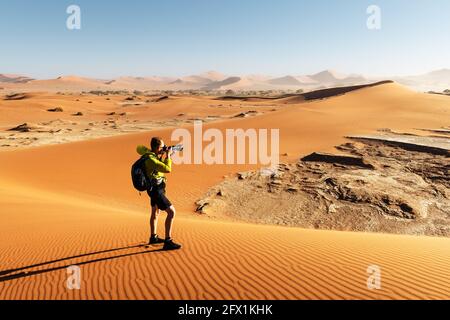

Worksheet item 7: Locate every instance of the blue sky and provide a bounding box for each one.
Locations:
[0,0,449,79]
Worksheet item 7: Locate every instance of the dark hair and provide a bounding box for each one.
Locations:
[151,137,163,152]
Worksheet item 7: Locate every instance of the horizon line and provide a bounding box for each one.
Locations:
[2,67,450,81]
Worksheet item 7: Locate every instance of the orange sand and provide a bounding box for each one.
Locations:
[0,83,449,299]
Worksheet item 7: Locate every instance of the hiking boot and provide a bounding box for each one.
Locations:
[149,234,165,245]
[163,238,182,251]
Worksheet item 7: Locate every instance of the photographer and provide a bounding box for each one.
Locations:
[136,137,181,251]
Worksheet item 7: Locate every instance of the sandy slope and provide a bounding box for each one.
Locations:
[1,83,448,210]
[0,180,449,300]
[0,92,280,150]
[0,184,449,300]
[0,92,271,128]
[0,83,449,299]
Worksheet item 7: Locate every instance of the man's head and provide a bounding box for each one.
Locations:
[151,137,165,154]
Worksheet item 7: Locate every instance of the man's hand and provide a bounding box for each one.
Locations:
[166,146,174,158]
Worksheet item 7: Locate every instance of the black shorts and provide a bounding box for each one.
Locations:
[147,182,172,211]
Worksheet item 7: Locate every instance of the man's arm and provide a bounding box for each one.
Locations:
[152,154,172,173]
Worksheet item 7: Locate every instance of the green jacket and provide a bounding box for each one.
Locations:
[136,145,172,181]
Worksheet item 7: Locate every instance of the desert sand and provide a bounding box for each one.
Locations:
[0,82,449,300]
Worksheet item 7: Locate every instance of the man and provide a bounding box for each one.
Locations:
[137,137,182,251]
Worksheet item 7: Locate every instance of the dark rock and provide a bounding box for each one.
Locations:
[153,96,169,102]
[238,172,251,180]
[47,107,64,112]
[8,123,35,132]
[302,152,374,169]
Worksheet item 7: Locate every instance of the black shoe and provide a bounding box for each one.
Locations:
[163,238,182,251]
[149,235,165,245]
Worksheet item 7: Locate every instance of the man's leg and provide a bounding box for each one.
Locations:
[150,205,159,237]
[163,205,181,250]
[164,205,176,240]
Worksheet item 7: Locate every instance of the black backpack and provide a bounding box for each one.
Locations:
[131,155,151,192]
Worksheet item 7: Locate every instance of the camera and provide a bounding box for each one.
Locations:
[162,144,184,153]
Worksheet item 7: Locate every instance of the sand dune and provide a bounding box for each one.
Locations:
[0,91,282,149]
[1,82,448,212]
[0,74,34,84]
[0,179,449,300]
[4,69,448,93]
[218,81,395,104]
[395,68,450,92]
[1,82,450,299]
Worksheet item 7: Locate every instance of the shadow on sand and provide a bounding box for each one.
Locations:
[0,243,163,283]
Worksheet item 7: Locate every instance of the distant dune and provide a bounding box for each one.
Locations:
[0,74,34,84]
[395,69,450,92]
[267,75,304,86]
[1,69,447,93]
